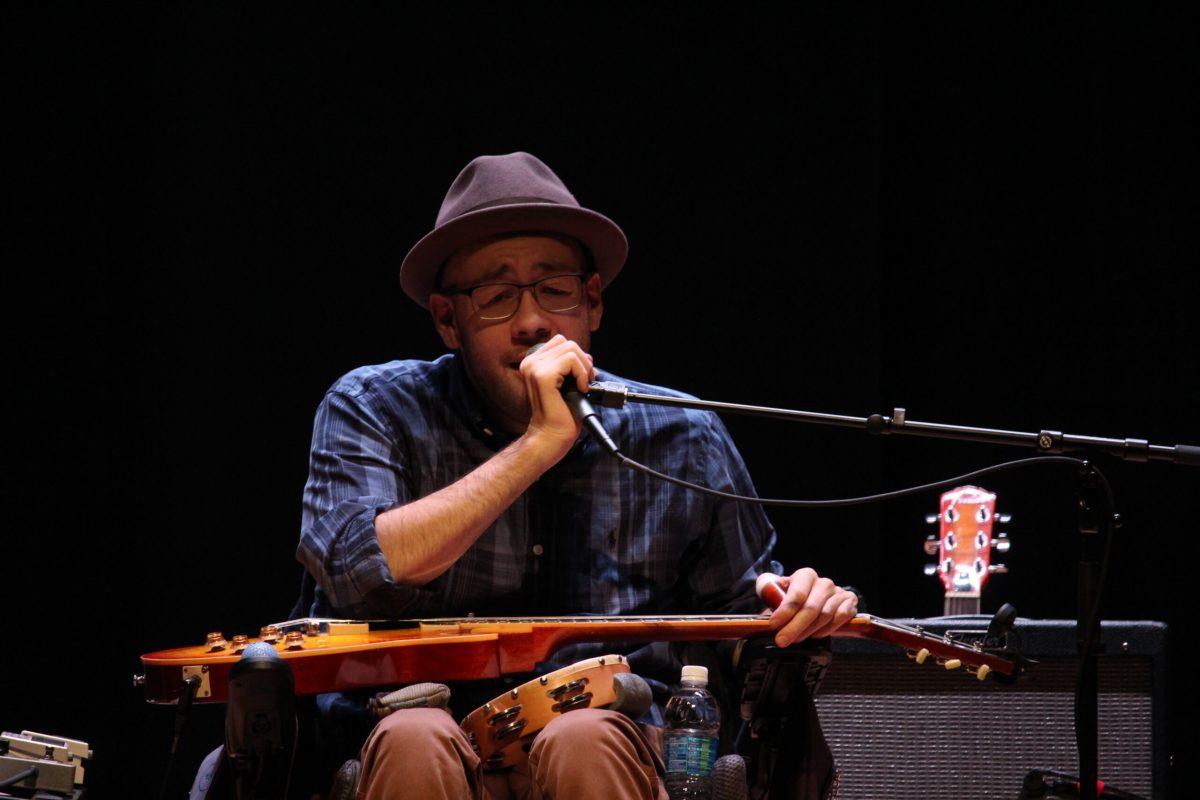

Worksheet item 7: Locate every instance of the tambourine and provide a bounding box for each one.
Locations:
[460,654,649,770]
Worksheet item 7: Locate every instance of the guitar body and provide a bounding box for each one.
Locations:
[139,616,775,705]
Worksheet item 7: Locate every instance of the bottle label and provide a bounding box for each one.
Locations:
[664,734,719,777]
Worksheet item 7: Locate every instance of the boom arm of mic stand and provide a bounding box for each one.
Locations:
[584,383,1200,466]
[585,380,1189,800]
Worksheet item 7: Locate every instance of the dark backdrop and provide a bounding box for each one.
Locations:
[9,3,1198,797]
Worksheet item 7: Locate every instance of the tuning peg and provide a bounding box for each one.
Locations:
[996,513,1012,524]
[924,535,939,555]
[923,563,938,576]
[943,659,963,670]
[912,648,931,664]
[975,664,992,681]
[993,532,1011,553]
[988,564,1008,574]
[925,513,939,524]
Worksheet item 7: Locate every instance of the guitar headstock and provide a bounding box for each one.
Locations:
[846,611,1030,683]
[922,485,1011,615]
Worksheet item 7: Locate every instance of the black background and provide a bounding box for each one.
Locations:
[8,3,1199,797]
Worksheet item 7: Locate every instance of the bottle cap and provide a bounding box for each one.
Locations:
[681,665,709,684]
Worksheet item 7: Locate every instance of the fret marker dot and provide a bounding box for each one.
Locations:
[532,544,544,556]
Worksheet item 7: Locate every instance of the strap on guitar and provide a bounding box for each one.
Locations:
[733,636,838,800]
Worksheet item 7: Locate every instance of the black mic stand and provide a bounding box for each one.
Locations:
[583,383,1198,800]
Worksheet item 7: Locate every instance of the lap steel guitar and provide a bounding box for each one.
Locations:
[136,574,1024,705]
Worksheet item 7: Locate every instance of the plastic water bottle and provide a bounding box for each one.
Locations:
[663,665,720,799]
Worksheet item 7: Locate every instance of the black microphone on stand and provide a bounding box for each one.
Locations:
[1015,768,1147,799]
[525,343,621,454]
[562,382,620,454]
[225,643,297,800]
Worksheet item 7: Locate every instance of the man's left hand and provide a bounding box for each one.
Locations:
[767,568,858,647]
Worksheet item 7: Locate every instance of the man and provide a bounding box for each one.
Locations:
[296,152,858,799]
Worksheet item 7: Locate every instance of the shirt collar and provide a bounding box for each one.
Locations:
[442,353,512,450]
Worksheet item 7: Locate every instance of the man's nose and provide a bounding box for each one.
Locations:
[509,287,553,339]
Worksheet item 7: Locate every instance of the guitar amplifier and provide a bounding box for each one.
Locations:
[812,618,1168,799]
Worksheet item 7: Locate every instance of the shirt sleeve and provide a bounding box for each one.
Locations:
[683,412,778,614]
[296,389,429,616]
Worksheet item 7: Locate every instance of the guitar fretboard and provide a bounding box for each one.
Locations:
[414,614,769,625]
[269,614,776,636]
[943,596,982,616]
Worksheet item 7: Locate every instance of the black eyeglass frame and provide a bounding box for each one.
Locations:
[439,272,589,321]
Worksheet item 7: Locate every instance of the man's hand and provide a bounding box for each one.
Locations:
[766,568,858,647]
[518,334,595,459]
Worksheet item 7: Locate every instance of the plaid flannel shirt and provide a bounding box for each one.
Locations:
[296,353,777,684]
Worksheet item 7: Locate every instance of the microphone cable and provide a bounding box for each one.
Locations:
[607,445,1118,799]
[610,450,1087,509]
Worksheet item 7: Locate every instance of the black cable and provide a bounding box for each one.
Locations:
[0,766,37,789]
[158,674,202,800]
[612,444,1118,795]
[613,451,1086,507]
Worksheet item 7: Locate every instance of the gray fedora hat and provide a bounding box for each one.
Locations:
[400,152,628,308]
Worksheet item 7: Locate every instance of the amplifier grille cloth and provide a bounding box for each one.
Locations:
[813,655,1153,799]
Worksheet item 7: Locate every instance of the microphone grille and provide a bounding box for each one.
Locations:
[241,641,282,661]
[712,754,748,800]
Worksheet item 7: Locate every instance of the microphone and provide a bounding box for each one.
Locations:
[525,343,621,454]
[1016,769,1146,799]
[225,642,297,800]
[609,671,653,719]
[563,383,621,454]
[712,755,749,800]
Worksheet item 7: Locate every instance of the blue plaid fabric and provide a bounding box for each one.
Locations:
[297,353,776,629]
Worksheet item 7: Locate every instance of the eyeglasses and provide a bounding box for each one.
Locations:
[442,273,587,321]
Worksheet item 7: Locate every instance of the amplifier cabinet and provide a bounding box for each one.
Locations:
[813,618,1167,799]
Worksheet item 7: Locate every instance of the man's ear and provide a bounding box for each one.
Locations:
[429,293,462,349]
[585,273,603,333]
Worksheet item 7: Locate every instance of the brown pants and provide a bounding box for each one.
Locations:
[356,707,669,800]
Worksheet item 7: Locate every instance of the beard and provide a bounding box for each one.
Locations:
[456,330,592,436]
[459,342,535,435]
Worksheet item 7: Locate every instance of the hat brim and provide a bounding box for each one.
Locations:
[399,203,628,309]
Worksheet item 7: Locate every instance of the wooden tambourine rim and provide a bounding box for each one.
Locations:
[460,654,630,770]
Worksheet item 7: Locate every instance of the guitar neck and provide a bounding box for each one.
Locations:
[944,594,981,616]
[312,612,1020,679]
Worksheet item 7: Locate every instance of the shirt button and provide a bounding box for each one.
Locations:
[531,544,544,556]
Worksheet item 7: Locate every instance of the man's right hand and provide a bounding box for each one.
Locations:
[518,334,595,462]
